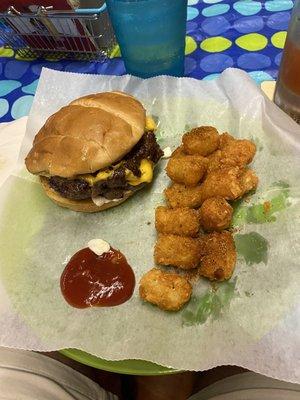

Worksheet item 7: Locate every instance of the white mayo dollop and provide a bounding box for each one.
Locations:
[91,195,119,207]
[88,239,110,256]
[162,147,172,159]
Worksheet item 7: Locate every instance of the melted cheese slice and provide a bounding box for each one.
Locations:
[81,159,153,186]
[125,159,153,186]
[145,116,157,131]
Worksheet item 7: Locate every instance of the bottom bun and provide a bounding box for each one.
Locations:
[40,176,133,212]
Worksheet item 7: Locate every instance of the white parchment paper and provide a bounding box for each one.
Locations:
[0,68,300,382]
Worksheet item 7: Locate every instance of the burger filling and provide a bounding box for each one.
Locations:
[47,131,163,201]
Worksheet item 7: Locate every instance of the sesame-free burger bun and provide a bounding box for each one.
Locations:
[25,91,146,178]
[40,176,134,213]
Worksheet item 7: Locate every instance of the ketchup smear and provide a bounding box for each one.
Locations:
[60,247,135,308]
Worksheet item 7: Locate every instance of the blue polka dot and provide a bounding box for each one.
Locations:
[237,53,271,70]
[203,0,224,3]
[200,54,233,73]
[188,0,198,4]
[22,79,39,95]
[0,99,9,118]
[185,57,197,75]
[265,0,293,12]
[187,7,199,20]
[11,95,34,119]
[187,21,198,33]
[275,52,283,66]
[201,16,230,35]
[202,4,230,17]
[64,61,97,73]
[234,16,264,33]
[0,80,21,96]
[193,31,204,42]
[248,71,274,84]
[267,12,290,30]
[97,59,126,75]
[203,73,221,80]
[4,60,29,79]
[233,1,262,16]
[31,62,63,75]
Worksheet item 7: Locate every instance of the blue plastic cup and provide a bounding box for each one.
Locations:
[106,0,187,78]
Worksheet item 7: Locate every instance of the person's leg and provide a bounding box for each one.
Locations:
[189,370,300,400]
[40,351,122,398]
[0,347,119,400]
[127,371,196,400]
[192,366,247,394]
[126,366,247,400]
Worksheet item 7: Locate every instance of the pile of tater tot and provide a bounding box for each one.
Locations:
[139,126,258,311]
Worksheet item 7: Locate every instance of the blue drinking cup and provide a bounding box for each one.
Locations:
[106,0,187,78]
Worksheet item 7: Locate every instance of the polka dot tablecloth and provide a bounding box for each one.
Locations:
[0,0,293,122]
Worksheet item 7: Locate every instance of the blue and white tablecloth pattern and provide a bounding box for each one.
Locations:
[0,0,293,122]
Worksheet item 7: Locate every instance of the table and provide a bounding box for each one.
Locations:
[0,0,292,123]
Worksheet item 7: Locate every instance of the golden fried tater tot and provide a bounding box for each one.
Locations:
[155,206,200,237]
[164,183,203,209]
[207,150,240,172]
[139,268,192,311]
[154,234,201,269]
[221,139,256,166]
[200,166,244,201]
[171,145,186,158]
[166,155,208,186]
[198,231,236,281]
[240,169,258,194]
[199,197,233,232]
[219,132,235,148]
[183,126,220,156]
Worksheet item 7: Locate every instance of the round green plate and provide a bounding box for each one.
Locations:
[60,349,178,375]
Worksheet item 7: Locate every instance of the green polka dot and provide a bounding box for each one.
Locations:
[200,36,232,52]
[185,36,197,55]
[0,47,14,57]
[15,53,37,61]
[236,33,268,51]
[109,45,121,58]
[44,55,64,61]
[271,31,287,49]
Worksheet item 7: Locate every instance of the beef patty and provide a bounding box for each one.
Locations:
[47,132,163,201]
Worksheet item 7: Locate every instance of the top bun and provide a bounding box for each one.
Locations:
[25,91,146,178]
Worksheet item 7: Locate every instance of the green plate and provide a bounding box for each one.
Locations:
[60,349,178,375]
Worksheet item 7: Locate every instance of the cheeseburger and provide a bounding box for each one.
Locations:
[25,91,163,212]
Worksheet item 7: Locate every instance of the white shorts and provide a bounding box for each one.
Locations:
[189,371,300,400]
[0,347,118,400]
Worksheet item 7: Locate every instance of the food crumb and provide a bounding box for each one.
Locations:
[185,268,201,283]
[263,201,271,214]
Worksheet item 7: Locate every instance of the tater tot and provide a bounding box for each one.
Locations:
[219,132,235,148]
[198,231,236,281]
[139,268,192,311]
[208,134,256,172]
[155,206,200,237]
[207,150,237,173]
[166,155,208,186]
[222,139,256,166]
[199,197,233,232]
[200,167,244,201]
[154,234,201,269]
[171,145,186,158]
[240,169,258,194]
[164,183,203,209]
[182,126,220,156]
